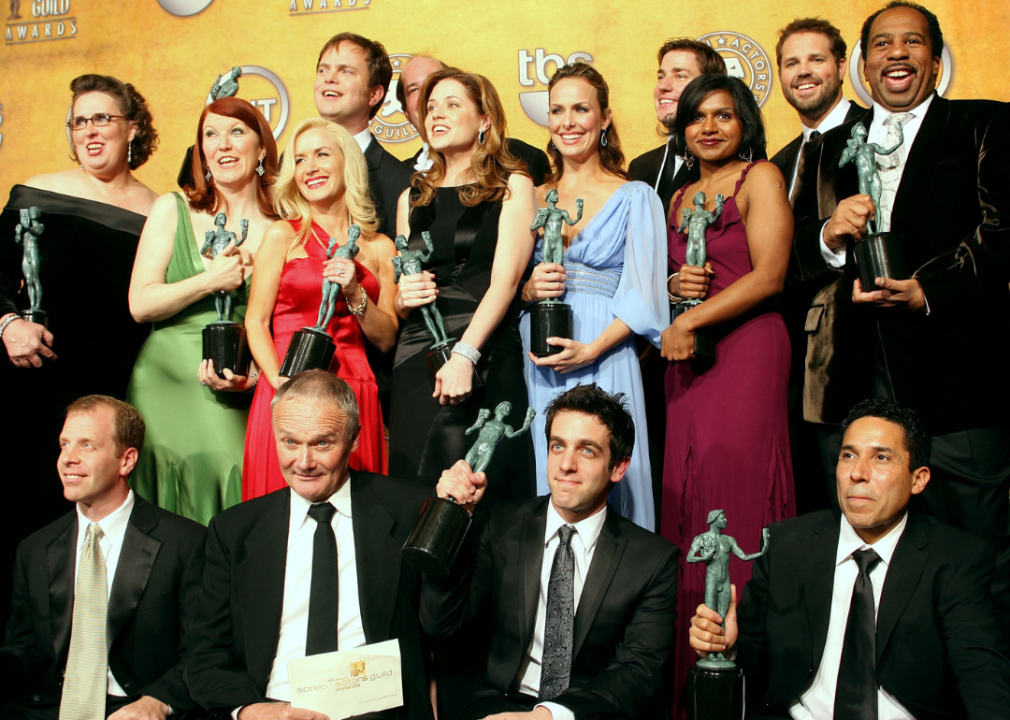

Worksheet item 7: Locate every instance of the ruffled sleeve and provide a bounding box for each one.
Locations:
[611,181,670,347]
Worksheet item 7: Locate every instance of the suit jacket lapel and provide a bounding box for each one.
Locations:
[804,513,839,671]
[890,94,946,237]
[572,509,625,660]
[363,135,381,173]
[520,501,548,649]
[107,498,161,646]
[351,472,401,642]
[875,513,929,663]
[46,515,77,662]
[237,491,289,683]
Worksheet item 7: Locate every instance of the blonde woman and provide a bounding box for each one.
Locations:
[242,118,398,499]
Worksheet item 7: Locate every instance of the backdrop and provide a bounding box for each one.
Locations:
[2,0,1008,195]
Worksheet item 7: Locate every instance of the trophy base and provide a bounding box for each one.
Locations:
[686,663,744,720]
[202,322,250,378]
[279,328,336,378]
[530,301,573,357]
[425,339,484,388]
[672,303,715,358]
[401,497,473,577]
[20,309,47,329]
[854,232,908,291]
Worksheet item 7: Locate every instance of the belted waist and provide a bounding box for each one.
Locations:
[564,262,619,298]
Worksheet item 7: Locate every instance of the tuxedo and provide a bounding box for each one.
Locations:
[628,140,699,220]
[403,138,551,187]
[184,472,433,720]
[0,495,206,716]
[736,510,1010,720]
[421,497,679,720]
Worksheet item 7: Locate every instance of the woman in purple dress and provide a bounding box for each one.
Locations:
[659,74,796,712]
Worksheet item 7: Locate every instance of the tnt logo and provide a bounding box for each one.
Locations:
[517,48,594,126]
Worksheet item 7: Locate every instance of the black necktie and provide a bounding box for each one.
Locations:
[306,502,339,656]
[834,548,882,719]
[790,129,820,207]
[540,525,576,701]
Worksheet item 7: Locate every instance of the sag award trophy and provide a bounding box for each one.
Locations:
[392,232,481,386]
[529,189,583,357]
[839,121,909,290]
[15,207,46,327]
[674,192,724,359]
[686,510,769,720]
[202,212,251,377]
[402,401,535,576]
[210,66,242,100]
[280,226,361,377]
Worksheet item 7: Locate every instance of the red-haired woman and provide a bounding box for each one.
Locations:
[127,97,278,524]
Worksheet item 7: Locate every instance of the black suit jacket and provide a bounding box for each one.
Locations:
[736,510,1010,720]
[364,136,413,241]
[791,96,1010,430]
[421,497,680,720]
[185,473,433,720]
[0,495,206,712]
[628,140,700,221]
[403,138,551,187]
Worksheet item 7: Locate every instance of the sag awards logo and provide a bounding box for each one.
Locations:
[516,48,594,126]
[206,66,291,141]
[349,661,366,678]
[289,0,370,15]
[6,0,77,45]
[848,39,954,105]
[156,0,213,15]
[369,53,419,144]
[697,31,772,107]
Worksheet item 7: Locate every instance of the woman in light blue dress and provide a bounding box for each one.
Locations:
[519,62,668,530]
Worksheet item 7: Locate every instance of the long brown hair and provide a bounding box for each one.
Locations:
[411,68,526,208]
[185,97,279,219]
[544,62,629,185]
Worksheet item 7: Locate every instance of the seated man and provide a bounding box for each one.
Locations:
[0,395,206,720]
[423,384,680,720]
[689,398,1010,719]
[185,370,433,720]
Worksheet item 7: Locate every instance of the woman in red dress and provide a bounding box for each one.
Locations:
[242,118,398,499]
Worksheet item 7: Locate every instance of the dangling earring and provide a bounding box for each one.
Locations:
[600,127,609,148]
[738,146,754,163]
[256,158,265,177]
[549,140,557,151]
[478,129,486,146]
[683,148,696,169]
[205,168,213,182]
[127,141,132,166]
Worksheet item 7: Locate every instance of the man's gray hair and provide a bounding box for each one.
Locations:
[271,370,360,444]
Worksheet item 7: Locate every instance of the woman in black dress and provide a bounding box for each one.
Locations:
[389,68,536,503]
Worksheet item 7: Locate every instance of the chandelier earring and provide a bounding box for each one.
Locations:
[256,158,265,177]
[738,146,754,163]
[683,148,696,169]
[205,168,213,183]
[127,142,132,166]
[600,127,609,148]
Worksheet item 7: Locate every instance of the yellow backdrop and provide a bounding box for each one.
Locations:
[2,0,1008,195]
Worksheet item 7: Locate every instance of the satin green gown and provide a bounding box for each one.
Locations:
[128,193,251,525]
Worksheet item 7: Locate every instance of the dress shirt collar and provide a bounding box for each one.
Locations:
[289,477,353,531]
[836,510,908,568]
[76,489,134,546]
[353,127,373,154]
[803,98,852,141]
[545,500,607,554]
[414,142,433,172]
[871,92,934,130]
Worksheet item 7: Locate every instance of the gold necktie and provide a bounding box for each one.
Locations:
[60,523,108,720]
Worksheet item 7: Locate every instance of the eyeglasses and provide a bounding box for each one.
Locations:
[67,114,127,131]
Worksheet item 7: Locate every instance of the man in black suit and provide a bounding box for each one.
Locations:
[422,384,679,720]
[770,18,863,515]
[690,398,1010,719]
[790,1,1010,638]
[0,395,206,720]
[185,370,432,720]
[395,55,550,185]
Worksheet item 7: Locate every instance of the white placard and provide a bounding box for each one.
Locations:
[288,639,403,719]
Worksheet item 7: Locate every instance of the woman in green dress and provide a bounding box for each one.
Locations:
[126,97,278,524]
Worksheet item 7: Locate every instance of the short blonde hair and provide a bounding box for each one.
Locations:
[272,118,378,245]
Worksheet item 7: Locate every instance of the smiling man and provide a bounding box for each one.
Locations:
[422,384,679,720]
[789,1,1010,643]
[0,395,206,720]
[185,370,433,720]
[689,398,1010,719]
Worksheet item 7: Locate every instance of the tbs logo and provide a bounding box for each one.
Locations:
[517,48,594,126]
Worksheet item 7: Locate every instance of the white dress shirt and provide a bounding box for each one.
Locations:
[515,502,608,720]
[788,512,914,720]
[414,142,432,172]
[789,98,854,193]
[352,127,373,155]
[264,482,367,701]
[819,94,935,268]
[74,489,135,698]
